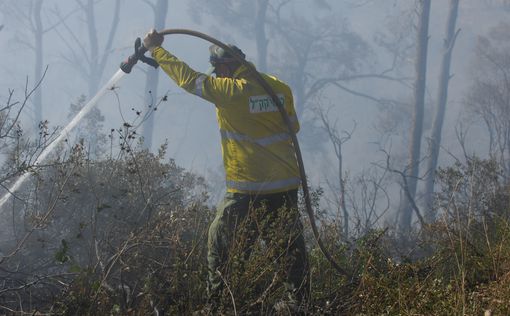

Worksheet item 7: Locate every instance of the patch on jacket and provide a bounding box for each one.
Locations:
[249,94,285,113]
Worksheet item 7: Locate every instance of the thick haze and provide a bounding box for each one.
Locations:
[0,0,507,210]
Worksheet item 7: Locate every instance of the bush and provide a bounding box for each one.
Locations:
[0,141,210,314]
[2,148,510,315]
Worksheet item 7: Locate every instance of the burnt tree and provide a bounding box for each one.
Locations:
[398,0,431,233]
[423,0,460,222]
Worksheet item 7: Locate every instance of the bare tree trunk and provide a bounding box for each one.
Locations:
[81,0,121,98]
[290,49,310,117]
[423,0,460,222]
[84,0,99,98]
[338,139,349,238]
[399,0,431,233]
[7,0,76,133]
[33,0,43,129]
[293,73,305,116]
[255,0,269,72]
[68,0,120,155]
[319,110,353,238]
[142,0,168,150]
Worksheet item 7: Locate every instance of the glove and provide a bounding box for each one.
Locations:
[143,28,164,52]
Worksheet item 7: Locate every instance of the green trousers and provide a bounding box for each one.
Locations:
[206,189,309,304]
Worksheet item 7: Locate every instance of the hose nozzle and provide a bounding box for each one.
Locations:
[120,37,159,73]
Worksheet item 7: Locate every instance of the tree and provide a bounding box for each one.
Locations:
[188,0,271,72]
[2,1,65,129]
[318,105,354,238]
[141,0,169,150]
[423,0,460,222]
[67,95,106,157]
[55,0,121,98]
[31,1,43,128]
[254,0,269,72]
[465,22,510,180]
[398,0,431,234]
[271,12,370,116]
[482,0,510,10]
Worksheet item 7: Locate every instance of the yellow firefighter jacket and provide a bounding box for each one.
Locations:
[152,47,300,194]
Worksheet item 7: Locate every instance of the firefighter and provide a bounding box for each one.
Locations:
[143,29,309,313]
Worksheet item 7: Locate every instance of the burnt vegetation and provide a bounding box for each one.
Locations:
[0,91,509,315]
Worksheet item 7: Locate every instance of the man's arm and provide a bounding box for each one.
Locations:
[152,47,246,106]
[152,47,203,94]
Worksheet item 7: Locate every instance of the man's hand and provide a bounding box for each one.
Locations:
[143,28,164,52]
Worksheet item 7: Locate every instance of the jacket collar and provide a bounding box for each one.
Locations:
[232,62,256,79]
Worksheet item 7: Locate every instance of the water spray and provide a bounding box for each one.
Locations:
[0,70,126,211]
[0,37,157,212]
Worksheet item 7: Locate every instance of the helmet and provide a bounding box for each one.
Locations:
[209,44,246,65]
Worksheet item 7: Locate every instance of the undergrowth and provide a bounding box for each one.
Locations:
[1,154,510,315]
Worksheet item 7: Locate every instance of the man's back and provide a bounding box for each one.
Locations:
[152,47,301,194]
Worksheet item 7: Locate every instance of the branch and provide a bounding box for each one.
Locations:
[53,8,91,66]
[141,0,156,11]
[479,46,510,94]
[75,0,87,11]
[375,149,426,228]
[52,30,87,77]
[305,73,411,102]
[0,272,74,295]
[331,81,392,105]
[15,38,36,51]
[44,4,82,34]
[0,158,77,264]
[0,67,48,139]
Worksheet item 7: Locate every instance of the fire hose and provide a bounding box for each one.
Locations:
[120,28,350,278]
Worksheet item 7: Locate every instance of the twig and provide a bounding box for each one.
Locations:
[217,271,237,316]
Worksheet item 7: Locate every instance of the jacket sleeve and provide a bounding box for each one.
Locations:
[152,47,246,106]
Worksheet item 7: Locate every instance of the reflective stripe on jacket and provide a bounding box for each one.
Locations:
[152,47,300,194]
